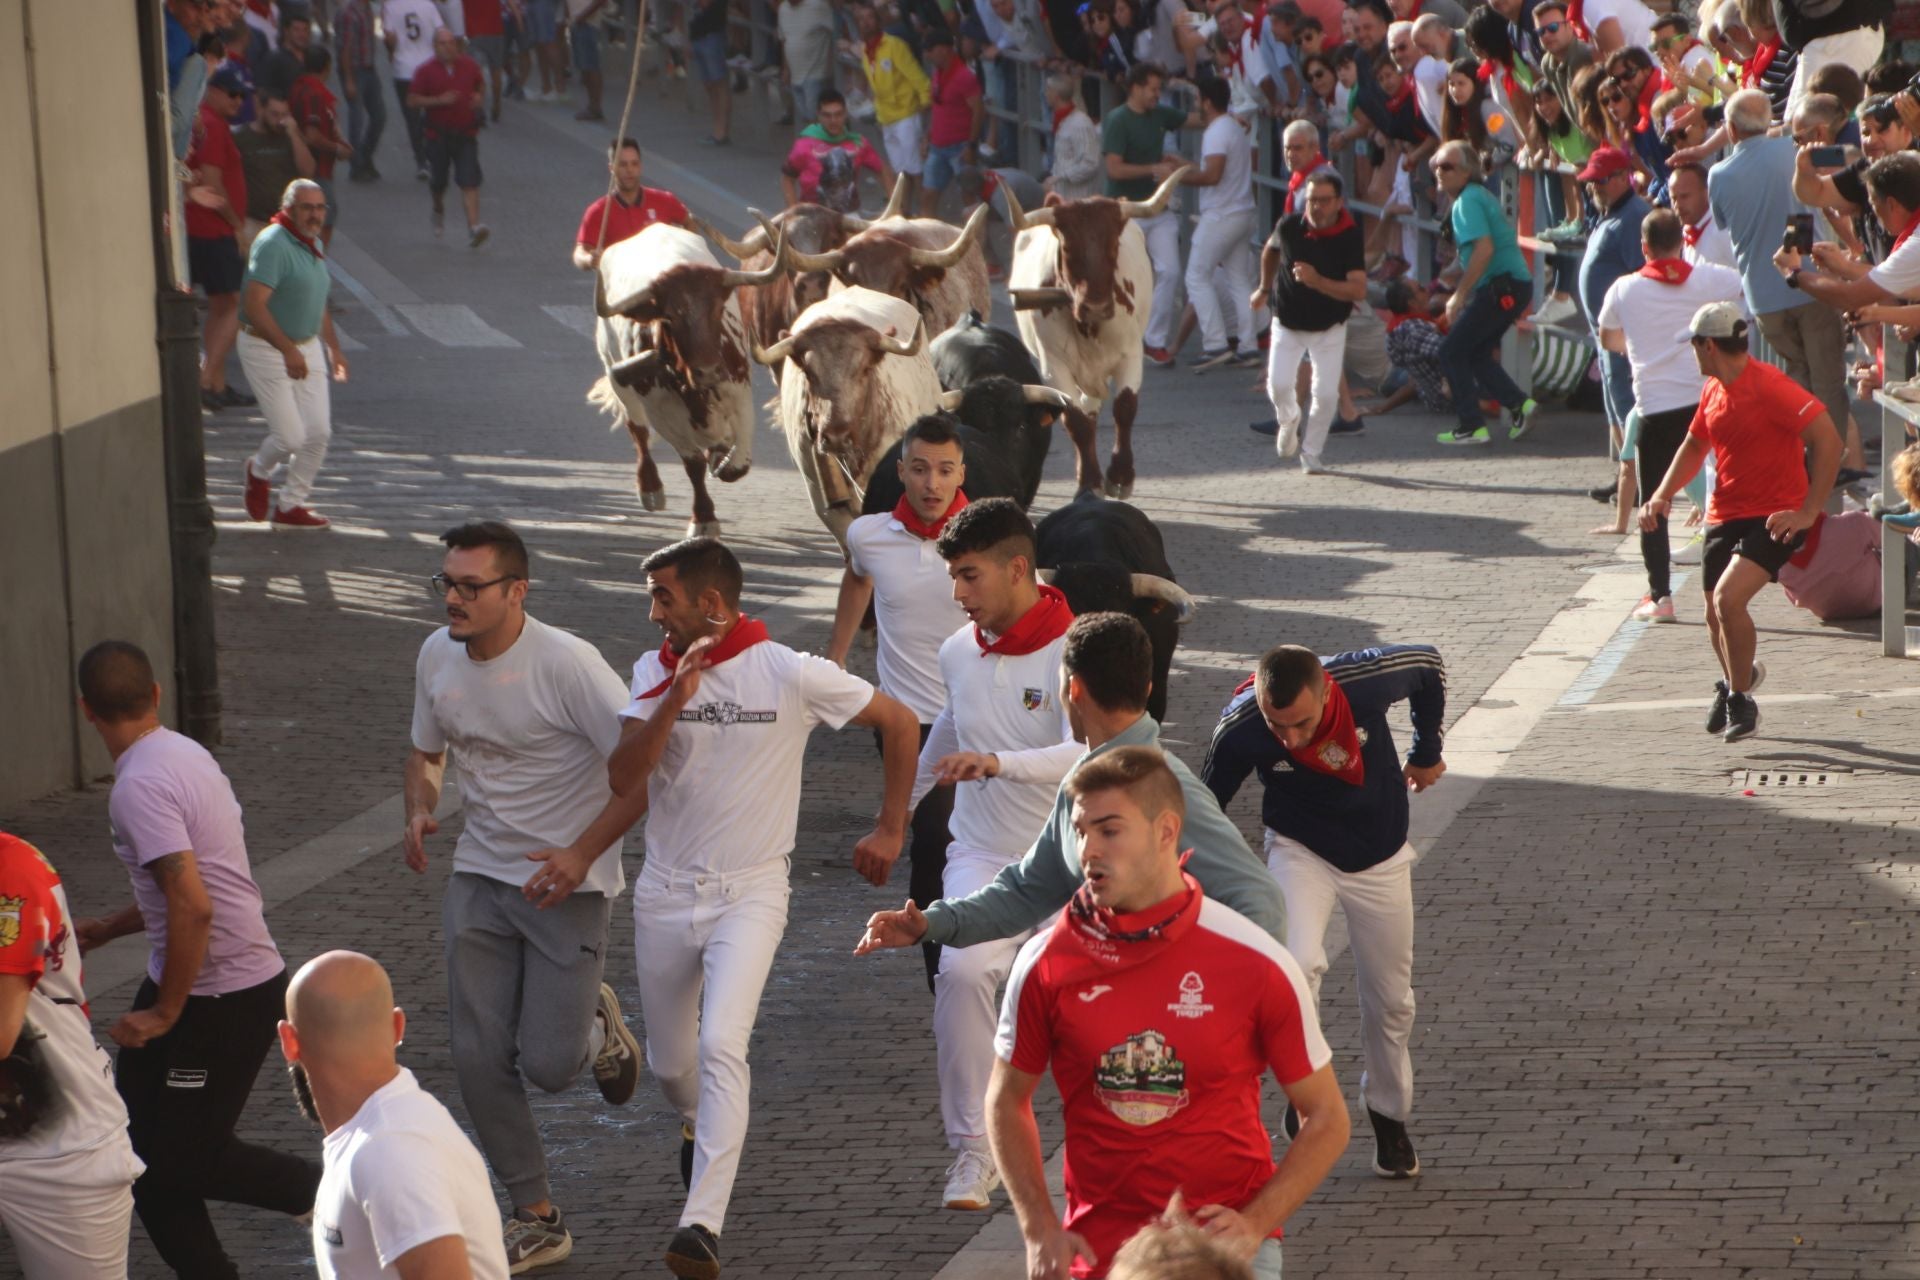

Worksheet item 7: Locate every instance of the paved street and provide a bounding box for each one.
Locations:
[4,50,1919,1280]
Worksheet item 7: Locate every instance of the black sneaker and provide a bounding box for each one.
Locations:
[218,386,257,408]
[1281,1103,1301,1141]
[680,1123,695,1190]
[1723,692,1758,742]
[1705,679,1730,734]
[1248,418,1279,436]
[1328,415,1366,436]
[1588,480,1618,505]
[1368,1107,1420,1179]
[665,1223,721,1279]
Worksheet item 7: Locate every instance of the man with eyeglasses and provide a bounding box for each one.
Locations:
[1575,147,1649,465]
[403,519,647,1273]
[1389,19,1445,136]
[1793,94,1914,267]
[1429,141,1540,445]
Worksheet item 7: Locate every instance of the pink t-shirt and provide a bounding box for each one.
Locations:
[783,132,886,208]
[109,729,282,995]
[928,58,982,148]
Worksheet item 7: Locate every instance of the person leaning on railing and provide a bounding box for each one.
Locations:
[1044,70,1105,197]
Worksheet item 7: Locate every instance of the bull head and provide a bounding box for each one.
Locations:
[594,231,789,319]
[1035,568,1198,624]
[1118,167,1190,221]
[936,383,1073,412]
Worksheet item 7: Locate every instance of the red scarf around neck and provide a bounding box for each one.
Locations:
[1286,152,1327,203]
[1055,872,1202,980]
[1293,677,1366,784]
[1052,102,1076,131]
[1476,57,1518,103]
[893,490,968,540]
[1742,36,1780,89]
[976,584,1074,657]
[269,208,324,259]
[1683,218,1707,247]
[1385,310,1435,332]
[1638,257,1693,283]
[1304,209,1356,239]
[659,616,769,671]
[1385,77,1417,115]
[1892,212,1920,254]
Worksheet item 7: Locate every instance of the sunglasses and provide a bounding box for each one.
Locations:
[1310,68,1332,79]
[1538,19,1564,33]
[1601,92,1624,104]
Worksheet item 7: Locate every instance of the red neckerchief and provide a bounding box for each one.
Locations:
[1892,213,1920,254]
[1638,257,1692,283]
[268,209,324,259]
[1052,102,1075,131]
[1293,677,1366,784]
[1633,72,1660,132]
[863,32,885,60]
[1409,0,1424,16]
[1476,57,1518,103]
[892,490,968,540]
[1051,872,1203,983]
[659,616,769,672]
[1385,77,1417,115]
[1304,209,1356,239]
[1683,217,1707,247]
[1286,152,1327,202]
[1385,310,1431,332]
[1742,36,1779,89]
[976,585,1074,657]
[1566,0,1589,40]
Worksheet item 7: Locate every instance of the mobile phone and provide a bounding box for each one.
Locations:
[1785,212,1814,255]
[1808,144,1849,168]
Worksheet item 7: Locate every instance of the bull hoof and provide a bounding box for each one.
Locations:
[715,463,751,483]
[687,519,722,538]
[640,488,668,512]
[1102,477,1134,499]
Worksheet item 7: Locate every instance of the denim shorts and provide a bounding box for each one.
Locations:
[570,22,601,73]
[524,0,559,43]
[690,30,728,82]
[426,131,483,191]
[923,141,967,191]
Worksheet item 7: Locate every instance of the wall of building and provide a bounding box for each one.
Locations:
[0,0,175,802]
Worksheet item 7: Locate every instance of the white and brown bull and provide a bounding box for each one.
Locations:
[752,286,941,549]
[776,203,991,341]
[586,222,783,537]
[1004,168,1188,499]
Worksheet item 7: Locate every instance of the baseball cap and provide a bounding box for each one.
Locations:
[1678,301,1749,343]
[1575,146,1633,183]
[209,64,252,95]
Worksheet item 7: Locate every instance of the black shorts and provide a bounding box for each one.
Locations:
[187,234,244,296]
[426,131,482,192]
[1702,516,1807,591]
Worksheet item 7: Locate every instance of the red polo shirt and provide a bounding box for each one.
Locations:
[410,54,485,135]
[186,104,245,241]
[576,187,691,247]
[928,58,982,148]
[461,0,504,36]
[1688,357,1824,524]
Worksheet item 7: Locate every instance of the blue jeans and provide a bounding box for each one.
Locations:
[346,66,386,175]
[790,75,830,122]
[1438,274,1529,431]
[924,141,967,191]
[1599,349,1634,428]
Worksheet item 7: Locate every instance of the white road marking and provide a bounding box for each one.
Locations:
[397,303,523,348]
[1573,686,1920,714]
[332,320,367,351]
[543,303,598,338]
[325,237,412,336]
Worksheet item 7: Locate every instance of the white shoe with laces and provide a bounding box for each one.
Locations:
[942,1149,1001,1211]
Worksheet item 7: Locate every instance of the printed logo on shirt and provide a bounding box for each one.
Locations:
[323,1222,345,1248]
[1168,970,1214,1020]
[0,895,20,949]
[1078,983,1114,1003]
[45,922,69,972]
[1094,1029,1189,1126]
[677,701,779,727]
[1021,688,1045,710]
[165,1068,209,1089]
[1316,741,1353,771]
[1267,757,1294,773]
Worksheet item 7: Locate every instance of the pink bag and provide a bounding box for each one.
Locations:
[1778,511,1881,621]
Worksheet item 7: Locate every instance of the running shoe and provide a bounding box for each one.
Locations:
[1630,594,1676,623]
[243,460,270,522]
[1143,346,1175,367]
[591,983,640,1105]
[470,223,491,248]
[504,1208,572,1274]
[1368,1107,1420,1179]
[270,505,330,530]
[1437,426,1491,445]
[1724,692,1759,742]
[1327,415,1366,436]
[942,1149,1001,1211]
[1508,397,1541,440]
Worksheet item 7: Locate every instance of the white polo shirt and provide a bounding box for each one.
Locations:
[1580,0,1655,50]
[1596,260,1745,415]
[1682,214,1736,272]
[911,627,1079,858]
[313,1069,508,1280]
[1868,226,1920,297]
[620,638,877,875]
[846,511,967,725]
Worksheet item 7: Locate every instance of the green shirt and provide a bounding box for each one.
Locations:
[1100,103,1186,200]
[1449,181,1530,287]
[244,224,330,343]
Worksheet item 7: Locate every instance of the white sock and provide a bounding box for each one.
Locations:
[588,1014,607,1061]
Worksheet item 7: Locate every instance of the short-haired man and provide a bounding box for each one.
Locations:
[1641,303,1842,741]
[923,30,986,216]
[1182,77,1259,369]
[187,65,253,413]
[404,520,647,1272]
[409,27,491,247]
[990,746,1349,1280]
[1777,150,1920,314]
[257,8,313,99]
[1430,140,1540,445]
[334,0,387,182]
[855,1,932,209]
[1104,61,1190,366]
[290,46,351,244]
[1254,169,1365,474]
[461,0,512,122]
[1203,641,1448,1180]
[1391,18,1447,135]
[1534,0,1594,109]
[781,89,893,211]
[573,138,689,272]
[1576,146,1650,463]
[1598,208,1746,623]
[828,415,972,989]
[235,92,316,247]
[0,832,144,1278]
[385,0,447,177]
[278,951,509,1280]
[608,536,920,1279]
[1668,162,1735,270]
[72,640,321,1278]
[1794,94,1914,267]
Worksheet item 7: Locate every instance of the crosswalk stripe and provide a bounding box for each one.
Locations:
[326,259,410,336]
[395,303,522,348]
[541,304,597,339]
[332,320,367,352]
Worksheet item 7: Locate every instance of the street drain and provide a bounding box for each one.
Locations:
[1732,768,1851,788]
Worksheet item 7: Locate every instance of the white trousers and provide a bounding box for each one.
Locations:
[1135,210,1182,350]
[1266,320,1347,468]
[1185,209,1257,354]
[1391,165,1417,267]
[934,843,1032,1150]
[1264,830,1417,1122]
[0,1137,142,1279]
[632,857,790,1233]
[1788,26,1883,120]
[237,332,333,511]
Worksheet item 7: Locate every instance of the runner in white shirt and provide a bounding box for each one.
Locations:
[608,536,919,1280]
[1183,78,1259,368]
[1597,209,1746,623]
[1670,163,1737,271]
[0,832,144,1280]
[403,521,646,1275]
[384,0,449,177]
[827,417,972,990]
[278,951,509,1280]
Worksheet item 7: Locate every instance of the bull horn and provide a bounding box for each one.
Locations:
[719,230,789,289]
[783,241,847,273]
[937,389,966,411]
[752,332,797,365]
[1129,573,1197,624]
[1120,166,1191,221]
[908,203,989,269]
[876,318,926,358]
[694,214,766,262]
[1003,181,1057,231]
[1021,384,1073,407]
[596,270,655,318]
[879,173,909,221]
[1010,288,1072,311]
[610,348,661,381]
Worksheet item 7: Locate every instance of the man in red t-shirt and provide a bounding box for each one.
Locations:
[571,138,690,272]
[459,0,509,121]
[920,30,984,216]
[187,67,253,411]
[290,47,352,244]
[407,27,491,247]
[1643,301,1841,742]
[991,747,1348,1280]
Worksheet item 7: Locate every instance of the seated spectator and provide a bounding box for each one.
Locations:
[1044,72,1104,199]
[1371,278,1452,413]
[781,89,894,211]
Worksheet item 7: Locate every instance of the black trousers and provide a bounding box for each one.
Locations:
[116,968,321,1279]
[879,723,955,993]
[1635,404,1696,601]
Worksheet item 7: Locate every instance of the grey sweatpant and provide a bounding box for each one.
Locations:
[444,871,610,1208]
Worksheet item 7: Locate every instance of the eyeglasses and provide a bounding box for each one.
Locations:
[430,573,521,601]
[1309,68,1332,79]
[1601,92,1624,104]
[292,200,329,212]
[1432,160,1459,172]
[1538,20,1564,33]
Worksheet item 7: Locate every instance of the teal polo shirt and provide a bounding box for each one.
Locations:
[1449,181,1530,286]
[244,224,330,343]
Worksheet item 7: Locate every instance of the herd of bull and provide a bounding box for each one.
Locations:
[584,168,1199,716]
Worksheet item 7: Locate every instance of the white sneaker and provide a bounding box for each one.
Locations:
[1299,451,1326,475]
[1532,295,1581,328]
[1672,533,1705,564]
[1274,421,1300,459]
[942,1149,1000,1211]
[1631,594,1676,623]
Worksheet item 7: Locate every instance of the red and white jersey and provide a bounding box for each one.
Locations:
[0,834,139,1164]
[912,626,1078,857]
[620,635,877,875]
[845,511,967,724]
[997,880,1331,1279]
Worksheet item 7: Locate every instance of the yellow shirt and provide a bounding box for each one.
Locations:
[860,32,929,126]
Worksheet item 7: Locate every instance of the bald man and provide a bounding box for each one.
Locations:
[279,952,508,1280]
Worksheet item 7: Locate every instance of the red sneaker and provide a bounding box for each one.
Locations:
[243,461,270,522]
[270,505,330,530]
[1143,346,1175,367]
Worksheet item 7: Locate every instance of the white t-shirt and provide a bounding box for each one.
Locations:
[1412,56,1448,137]
[776,0,837,84]
[845,512,968,724]
[1581,0,1655,50]
[386,0,448,80]
[1683,214,1737,272]
[910,625,1079,857]
[1198,114,1255,219]
[313,1069,508,1280]
[619,637,877,875]
[1596,261,1745,415]
[1868,228,1920,297]
[410,616,631,897]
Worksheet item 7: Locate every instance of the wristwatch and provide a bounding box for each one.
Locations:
[1786,268,1804,290]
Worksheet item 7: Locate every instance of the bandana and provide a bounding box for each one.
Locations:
[659,616,769,672]
[1683,218,1707,247]
[1286,152,1328,203]
[975,585,1074,657]
[1385,77,1417,116]
[892,490,968,540]
[1565,0,1590,40]
[1638,257,1692,283]
[1052,102,1077,131]
[268,208,324,259]
[1742,35,1780,89]
[1304,209,1356,239]
[1476,58,1518,103]
[1230,667,1366,783]
[1048,872,1204,985]
[1634,71,1661,133]
[1893,212,1920,254]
